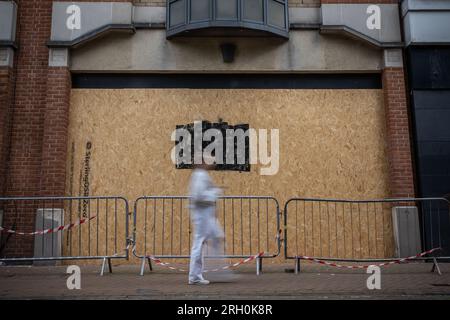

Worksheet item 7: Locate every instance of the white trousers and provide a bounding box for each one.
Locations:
[189,206,224,282]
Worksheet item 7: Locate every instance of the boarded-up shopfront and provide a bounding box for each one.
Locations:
[2,1,419,264]
[66,76,393,261]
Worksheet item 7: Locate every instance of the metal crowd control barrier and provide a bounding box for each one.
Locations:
[0,196,129,275]
[133,196,281,275]
[284,197,450,274]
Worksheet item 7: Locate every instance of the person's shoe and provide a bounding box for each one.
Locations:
[188,279,210,285]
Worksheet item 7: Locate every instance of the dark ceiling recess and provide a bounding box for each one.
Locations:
[166,0,289,39]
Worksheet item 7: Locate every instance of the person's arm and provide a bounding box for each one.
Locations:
[202,185,222,202]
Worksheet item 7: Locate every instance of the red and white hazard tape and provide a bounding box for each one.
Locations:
[0,216,96,236]
[297,247,441,269]
[146,252,265,273]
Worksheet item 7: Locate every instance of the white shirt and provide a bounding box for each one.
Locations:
[189,169,221,208]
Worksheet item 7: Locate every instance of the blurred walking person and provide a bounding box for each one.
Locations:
[188,155,224,285]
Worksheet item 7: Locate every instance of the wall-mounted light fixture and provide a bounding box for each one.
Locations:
[220,43,236,63]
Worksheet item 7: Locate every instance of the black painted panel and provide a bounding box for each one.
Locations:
[417,142,450,176]
[72,73,382,89]
[407,46,450,90]
[413,90,450,110]
[420,176,450,198]
[414,109,450,141]
[411,88,450,198]
[402,47,450,255]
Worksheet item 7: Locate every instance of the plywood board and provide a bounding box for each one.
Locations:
[66,89,392,264]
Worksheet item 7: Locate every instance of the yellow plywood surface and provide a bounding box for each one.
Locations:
[65,89,392,264]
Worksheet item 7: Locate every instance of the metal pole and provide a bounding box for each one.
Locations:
[108,258,112,274]
[100,257,107,276]
[431,257,442,276]
[256,257,260,276]
[295,258,301,274]
[140,257,146,276]
[147,257,153,271]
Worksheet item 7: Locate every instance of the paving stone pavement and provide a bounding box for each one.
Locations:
[0,261,449,300]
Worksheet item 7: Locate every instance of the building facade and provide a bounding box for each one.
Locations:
[0,0,447,260]
[401,0,450,257]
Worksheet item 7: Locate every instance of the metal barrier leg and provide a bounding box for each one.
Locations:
[140,257,146,276]
[108,258,112,274]
[100,257,113,276]
[295,258,301,274]
[256,257,261,276]
[431,258,442,276]
[147,257,153,271]
[259,258,263,274]
[100,257,107,276]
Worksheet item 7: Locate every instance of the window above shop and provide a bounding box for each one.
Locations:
[167,0,289,39]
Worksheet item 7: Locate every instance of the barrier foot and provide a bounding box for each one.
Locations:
[108,258,113,274]
[431,257,442,276]
[295,258,301,274]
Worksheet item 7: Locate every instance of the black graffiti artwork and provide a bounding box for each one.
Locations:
[175,121,250,172]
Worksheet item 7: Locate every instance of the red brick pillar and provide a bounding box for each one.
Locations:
[382,52,415,198]
[0,65,15,196]
[321,0,398,3]
[40,66,71,196]
[6,1,52,198]
[2,1,54,259]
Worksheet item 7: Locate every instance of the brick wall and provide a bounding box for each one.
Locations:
[290,0,320,6]
[321,0,398,3]
[383,67,415,198]
[134,0,165,6]
[1,0,134,260]
[7,0,52,199]
[1,0,53,258]
[40,67,71,197]
[0,66,15,196]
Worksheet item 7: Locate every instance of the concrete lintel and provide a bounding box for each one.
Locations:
[49,48,70,67]
[383,49,403,69]
[0,47,14,68]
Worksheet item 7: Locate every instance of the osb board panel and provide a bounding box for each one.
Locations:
[66,89,392,264]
